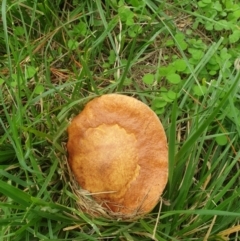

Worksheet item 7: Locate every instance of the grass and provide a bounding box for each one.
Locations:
[0,0,240,240]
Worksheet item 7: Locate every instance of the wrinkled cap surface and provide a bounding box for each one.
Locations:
[67,94,168,218]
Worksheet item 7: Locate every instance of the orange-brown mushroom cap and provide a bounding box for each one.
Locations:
[67,94,168,218]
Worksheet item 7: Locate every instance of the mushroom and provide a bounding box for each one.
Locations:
[67,94,168,218]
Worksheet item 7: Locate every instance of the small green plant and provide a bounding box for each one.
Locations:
[194,0,240,44]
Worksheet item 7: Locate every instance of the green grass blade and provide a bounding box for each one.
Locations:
[167,99,177,196]
[175,72,240,164]
[0,180,31,207]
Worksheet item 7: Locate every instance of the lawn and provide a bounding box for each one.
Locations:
[0,0,240,240]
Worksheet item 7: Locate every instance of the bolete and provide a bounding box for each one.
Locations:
[67,94,168,218]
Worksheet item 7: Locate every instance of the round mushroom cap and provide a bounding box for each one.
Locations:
[67,94,168,218]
